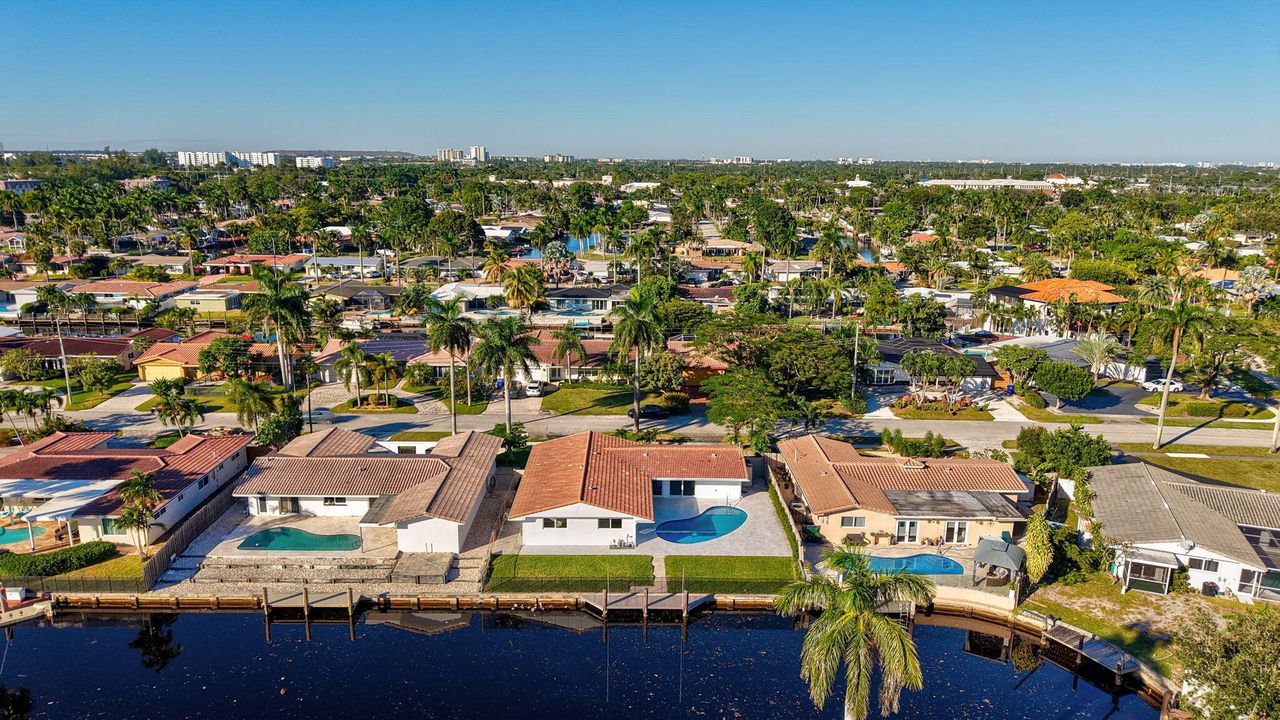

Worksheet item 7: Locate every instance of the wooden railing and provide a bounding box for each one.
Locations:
[141,482,239,588]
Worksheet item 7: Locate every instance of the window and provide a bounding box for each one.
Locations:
[101,518,119,535]
[872,368,896,385]
[542,518,567,529]
[256,497,268,513]
[670,480,696,496]
[323,497,347,506]
[198,477,209,489]
[598,518,622,529]
[176,494,184,503]
[1239,569,1260,594]
[944,521,968,544]
[840,516,866,528]
[155,506,166,517]
[1188,558,1220,573]
[1129,562,1170,583]
[397,446,417,455]
[652,480,664,496]
[895,520,918,544]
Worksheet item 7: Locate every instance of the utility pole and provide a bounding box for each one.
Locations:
[850,321,861,409]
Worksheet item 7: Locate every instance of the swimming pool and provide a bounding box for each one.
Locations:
[0,525,46,545]
[655,506,747,544]
[868,553,964,575]
[237,527,362,552]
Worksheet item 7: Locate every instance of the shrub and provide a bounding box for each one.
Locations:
[658,392,689,414]
[1185,401,1253,418]
[0,541,118,577]
[880,429,949,458]
[1021,390,1047,409]
[489,422,529,452]
[0,429,13,447]
[844,391,868,415]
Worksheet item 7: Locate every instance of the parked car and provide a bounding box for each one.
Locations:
[627,404,670,419]
[525,380,545,397]
[1141,379,1184,393]
[305,408,335,424]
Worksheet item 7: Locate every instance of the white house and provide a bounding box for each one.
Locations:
[234,429,502,554]
[71,279,200,310]
[870,337,1000,393]
[1088,462,1280,603]
[306,255,386,279]
[986,279,1129,337]
[509,432,749,548]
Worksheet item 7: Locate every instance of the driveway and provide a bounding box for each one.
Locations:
[89,382,154,413]
[1046,381,1150,416]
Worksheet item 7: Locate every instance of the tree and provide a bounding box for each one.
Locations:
[897,295,947,338]
[196,336,256,379]
[1015,424,1111,479]
[116,504,164,558]
[1033,361,1093,409]
[425,297,475,434]
[655,298,712,334]
[365,352,399,407]
[637,351,687,393]
[1071,331,1122,383]
[704,369,781,449]
[34,284,75,403]
[775,542,935,720]
[333,341,368,408]
[225,378,275,432]
[118,470,165,557]
[992,345,1048,391]
[501,264,544,318]
[1145,299,1214,449]
[1186,318,1248,400]
[241,266,309,389]
[470,317,540,431]
[256,395,304,449]
[1023,511,1054,583]
[150,395,203,436]
[72,358,118,395]
[608,292,662,432]
[550,323,587,385]
[0,348,43,381]
[1179,605,1280,720]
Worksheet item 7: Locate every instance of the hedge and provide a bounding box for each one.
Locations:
[1185,401,1252,418]
[1022,390,1048,409]
[0,541,118,577]
[658,392,690,414]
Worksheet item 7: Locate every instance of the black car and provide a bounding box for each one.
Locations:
[627,404,670,419]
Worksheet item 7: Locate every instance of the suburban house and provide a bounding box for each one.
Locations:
[0,431,251,546]
[172,288,243,313]
[132,254,194,275]
[509,431,749,548]
[17,254,75,276]
[72,279,199,310]
[680,285,735,312]
[985,279,1128,336]
[306,255,386,279]
[870,337,1002,393]
[202,253,309,275]
[133,331,283,381]
[316,280,403,311]
[766,259,823,282]
[1086,462,1279,602]
[778,435,1028,546]
[0,280,83,316]
[233,428,503,554]
[543,284,632,314]
[976,336,1155,383]
[430,281,506,309]
[314,336,429,382]
[0,327,173,371]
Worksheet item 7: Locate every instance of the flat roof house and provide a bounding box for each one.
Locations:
[543,284,632,313]
[316,280,403,311]
[509,431,748,548]
[172,289,243,313]
[73,279,199,310]
[1087,462,1280,602]
[0,431,251,547]
[870,337,1001,392]
[234,428,503,554]
[306,256,386,279]
[133,254,194,276]
[778,435,1028,547]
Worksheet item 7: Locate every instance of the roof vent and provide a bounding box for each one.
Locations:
[900,459,927,470]
[1178,539,1195,552]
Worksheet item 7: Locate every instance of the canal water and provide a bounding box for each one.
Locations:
[0,612,1156,719]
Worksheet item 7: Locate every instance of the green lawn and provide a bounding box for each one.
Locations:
[402,383,489,414]
[540,385,659,416]
[332,395,418,414]
[1138,417,1271,430]
[16,372,137,411]
[1013,404,1102,424]
[663,556,800,594]
[890,406,994,421]
[1116,443,1276,457]
[136,393,238,413]
[484,554,654,592]
[388,430,451,442]
[1135,456,1280,492]
[58,553,143,579]
[1136,393,1273,419]
[768,483,800,561]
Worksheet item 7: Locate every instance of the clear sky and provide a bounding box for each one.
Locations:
[5,0,1278,162]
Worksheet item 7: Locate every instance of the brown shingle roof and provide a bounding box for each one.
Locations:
[778,435,1027,516]
[510,432,748,521]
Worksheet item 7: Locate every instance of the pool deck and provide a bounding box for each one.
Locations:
[208,515,399,559]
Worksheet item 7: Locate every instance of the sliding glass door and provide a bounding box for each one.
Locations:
[895,520,918,544]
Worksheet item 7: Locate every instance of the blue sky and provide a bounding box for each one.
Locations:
[5,1,1278,162]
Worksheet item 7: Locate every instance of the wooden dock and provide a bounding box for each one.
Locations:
[1045,623,1141,675]
[581,590,712,619]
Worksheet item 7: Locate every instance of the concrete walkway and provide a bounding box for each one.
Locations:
[306,381,448,415]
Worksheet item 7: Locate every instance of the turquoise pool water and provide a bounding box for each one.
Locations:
[869,554,964,575]
[238,527,362,551]
[0,525,46,545]
[655,506,747,544]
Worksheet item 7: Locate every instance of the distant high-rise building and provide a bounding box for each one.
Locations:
[295,156,336,169]
[469,146,489,162]
[437,148,465,162]
[232,151,280,166]
[177,151,279,168]
[542,154,574,163]
[732,156,754,165]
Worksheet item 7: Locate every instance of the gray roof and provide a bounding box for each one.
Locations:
[1088,462,1273,567]
[879,490,1024,520]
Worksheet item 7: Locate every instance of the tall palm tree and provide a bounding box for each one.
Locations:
[1147,300,1213,449]
[119,470,164,511]
[776,543,935,720]
[151,395,204,436]
[551,323,587,385]
[425,297,475,434]
[241,266,310,390]
[225,378,275,432]
[116,504,165,558]
[470,317,540,431]
[33,285,75,403]
[482,247,508,284]
[608,292,661,432]
[1071,331,1123,384]
[334,341,369,408]
[366,352,399,407]
[502,264,544,318]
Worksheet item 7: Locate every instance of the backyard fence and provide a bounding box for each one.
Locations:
[141,482,240,588]
[1,573,149,595]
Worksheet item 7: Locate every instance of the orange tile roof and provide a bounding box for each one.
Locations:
[1016,278,1127,304]
[74,279,198,298]
[135,333,279,366]
[204,253,310,267]
[778,435,1026,516]
[510,432,748,521]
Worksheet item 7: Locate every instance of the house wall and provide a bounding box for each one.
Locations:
[246,495,373,518]
[809,506,1019,547]
[518,503,640,547]
[1114,541,1264,602]
[136,362,190,381]
[374,440,439,455]
[651,478,745,502]
[396,517,466,554]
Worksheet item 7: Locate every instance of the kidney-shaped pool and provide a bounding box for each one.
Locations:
[655,506,747,544]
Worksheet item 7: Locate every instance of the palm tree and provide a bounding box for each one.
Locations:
[502,264,544,318]
[241,266,310,390]
[470,317,540,431]
[608,292,661,432]
[119,470,164,511]
[425,297,475,434]
[365,352,399,407]
[1071,331,1122,384]
[775,543,935,720]
[334,341,369,408]
[225,378,275,432]
[116,504,164,558]
[151,395,204,436]
[741,250,764,282]
[482,247,508,284]
[551,323,587,384]
[1147,300,1213,449]
[33,285,75,403]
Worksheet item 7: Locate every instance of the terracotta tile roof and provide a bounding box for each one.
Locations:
[74,279,199,298]
[510,432,748,521]
[778,435,1027,516]
[204,253,310,267]
[276,427,376,457]
[135,333,279,366]
[235,430,502,525]
[1015,278,1127,304]
[0,432,251,517]
[0,336,130,359]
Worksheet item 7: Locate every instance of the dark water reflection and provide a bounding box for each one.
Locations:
[0,612,1155,719]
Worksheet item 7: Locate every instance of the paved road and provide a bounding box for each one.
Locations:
[69,402,1277,450]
